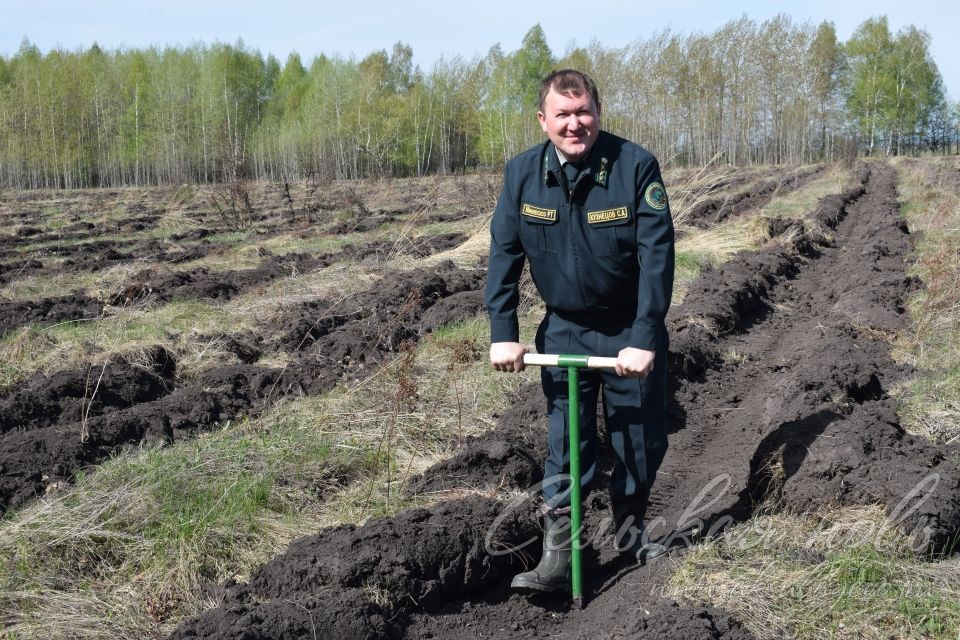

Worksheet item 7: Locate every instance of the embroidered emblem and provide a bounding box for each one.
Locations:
[522,203,558,222]
[587,207,629,224]
[644,182,668,211]
[595,157,608,187]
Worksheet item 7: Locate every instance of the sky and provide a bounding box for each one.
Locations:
[1,0,957,101]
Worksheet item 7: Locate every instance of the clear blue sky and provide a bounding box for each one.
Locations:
[2,0,957,101]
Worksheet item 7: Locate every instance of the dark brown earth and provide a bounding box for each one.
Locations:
[168,161,960,639]
[0,260,484,513]
[0,232,466,338]
[0,179,469,336]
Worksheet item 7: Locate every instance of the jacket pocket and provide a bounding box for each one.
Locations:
[520,208,560,253]
[584,205,634,256]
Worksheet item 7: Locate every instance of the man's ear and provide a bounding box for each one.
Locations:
[537,110,547,133]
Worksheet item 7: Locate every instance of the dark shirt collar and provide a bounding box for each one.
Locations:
[542,131,610,189]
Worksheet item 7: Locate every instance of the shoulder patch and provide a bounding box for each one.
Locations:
[587,207,629,224]
[521,203,557,222]
[644,182,668,211]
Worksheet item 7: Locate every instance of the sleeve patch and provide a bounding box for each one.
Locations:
[644,182,668,211]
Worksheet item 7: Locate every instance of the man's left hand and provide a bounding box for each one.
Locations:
[616,347,655,378]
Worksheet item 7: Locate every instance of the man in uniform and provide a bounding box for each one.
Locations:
[485,69,675,594]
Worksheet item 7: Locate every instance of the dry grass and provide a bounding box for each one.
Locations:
[669,155,733,228]
[669,506,960,639]
[0,296,539,639]
[759,165,853,221]
[891,157,960,442]
[0,298,252,391]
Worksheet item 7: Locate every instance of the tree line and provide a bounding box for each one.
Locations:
[0,15,956,189]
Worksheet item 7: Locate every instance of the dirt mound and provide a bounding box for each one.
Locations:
[404,383,547,496]
[112,252,325,305]
[0,292,105,338]
[170,496,539,639]
[170,495,754,640]
[0,346,175,434]
[749,399,960,550]
[324,232,468,266]
[272,260,484,353]
[0,262,486,513]
[418,290,484,334]
[684,165,826,229]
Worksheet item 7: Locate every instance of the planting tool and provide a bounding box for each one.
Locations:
[522,352,618,609]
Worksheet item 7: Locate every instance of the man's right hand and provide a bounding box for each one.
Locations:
[490,342,528,372]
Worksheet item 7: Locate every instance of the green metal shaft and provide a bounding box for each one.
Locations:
[567,364,583,603]
[524,353,610,606]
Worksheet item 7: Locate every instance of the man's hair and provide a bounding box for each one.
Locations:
[538,69,600,112]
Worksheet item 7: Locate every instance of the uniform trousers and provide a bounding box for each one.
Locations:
[535,309,669,510]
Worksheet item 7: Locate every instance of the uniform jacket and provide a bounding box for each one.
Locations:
[485,130,675,351]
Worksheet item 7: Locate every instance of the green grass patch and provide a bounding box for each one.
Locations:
[169,245,268,272]
[48,299,233,346]
[41,206,70,231]
[673,250,705,303]
[260,231,356,255]
[0,398,384,637]
[406,219,476,237]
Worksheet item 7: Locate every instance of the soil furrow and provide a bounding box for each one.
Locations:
[683,165,826,230]
[654,163,959,551]
[0,262,485,514]
[0,233,466,337]
[168,161,960,639]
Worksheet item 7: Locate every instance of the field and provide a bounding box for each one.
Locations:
[1,158,959,639]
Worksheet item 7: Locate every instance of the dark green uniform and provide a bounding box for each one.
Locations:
[485,130,675,509]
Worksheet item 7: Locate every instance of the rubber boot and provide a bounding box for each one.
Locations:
[511,515,572,593]
[611,495,667,562]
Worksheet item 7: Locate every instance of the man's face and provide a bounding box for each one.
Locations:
[537,87,601,162]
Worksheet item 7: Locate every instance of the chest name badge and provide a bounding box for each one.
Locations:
[587,207,629,224]
[521,203,558,222]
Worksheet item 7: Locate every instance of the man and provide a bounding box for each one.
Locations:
[485,69,675,594]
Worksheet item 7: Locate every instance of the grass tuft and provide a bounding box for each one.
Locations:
[669,506,960,639]
[0,305,538,638]
[892,158,960,442]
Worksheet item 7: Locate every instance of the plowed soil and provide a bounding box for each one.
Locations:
[168,162,960,639]
[683,165,826,229]
[0,233,466,338]
[0,261,484,513]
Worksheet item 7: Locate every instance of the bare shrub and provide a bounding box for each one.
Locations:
[209,124,254,231]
